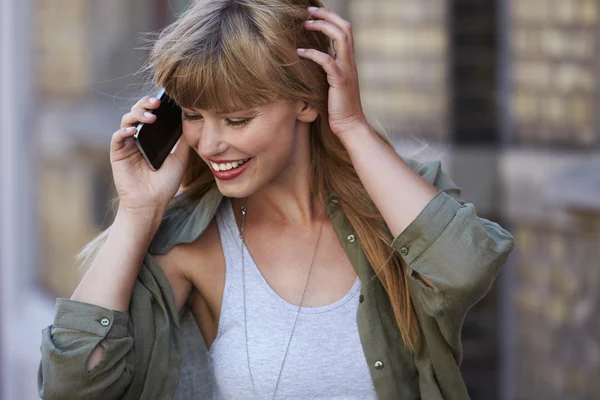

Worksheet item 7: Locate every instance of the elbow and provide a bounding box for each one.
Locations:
[443,225,515,310]
[470,218,514,288]
[39,353,134,400]
[402,199,515,317]
[38,326,134,400]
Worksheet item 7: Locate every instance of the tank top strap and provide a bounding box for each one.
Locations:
[212,197,244,334]
[215,197,242,248]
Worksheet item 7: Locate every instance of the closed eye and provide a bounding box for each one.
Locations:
[182,113,252,128]
[182,113,202,122]
[225,118,252,128]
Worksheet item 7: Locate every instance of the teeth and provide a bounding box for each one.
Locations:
[210,158,249,172]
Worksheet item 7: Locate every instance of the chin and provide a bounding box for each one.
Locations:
[212,158,288,198]
[214,179,257,199]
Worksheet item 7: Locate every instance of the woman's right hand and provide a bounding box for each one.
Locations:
[111,95,190,215]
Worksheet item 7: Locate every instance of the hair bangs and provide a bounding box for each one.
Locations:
[153,5,283,113]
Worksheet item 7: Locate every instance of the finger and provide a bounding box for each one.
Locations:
[303,20,350,59]
[120,109,157,129]
[171,135,190,168]
[307,7,353,41]
[130,95,161,112]
[297,48,344,83]
[110,127,137,152]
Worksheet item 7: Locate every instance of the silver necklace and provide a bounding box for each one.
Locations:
[238,198,326,400]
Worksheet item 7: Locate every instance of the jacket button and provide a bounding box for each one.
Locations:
[100,318,110,327]
[347,234,356,243]
[359,294,364,303]
[400,246,409,256]
[374,360,384,370]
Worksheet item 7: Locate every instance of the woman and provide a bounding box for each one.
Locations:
[38,1,514,399]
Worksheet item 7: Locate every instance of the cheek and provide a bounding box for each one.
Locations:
[250,120,295,157]
[181,125,200,148]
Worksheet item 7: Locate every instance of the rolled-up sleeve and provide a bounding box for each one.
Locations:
[393,159,515,358]
[38,252,183,400]
[38,298,134,399]
[393,190,514,313]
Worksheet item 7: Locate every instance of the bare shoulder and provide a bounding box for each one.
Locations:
[153,217,224,312]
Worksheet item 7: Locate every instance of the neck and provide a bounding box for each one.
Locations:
[244,184,322,227]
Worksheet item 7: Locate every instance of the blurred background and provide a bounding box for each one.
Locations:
[1,0,599,399]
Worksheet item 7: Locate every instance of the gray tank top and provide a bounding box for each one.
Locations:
[207,198,378,399]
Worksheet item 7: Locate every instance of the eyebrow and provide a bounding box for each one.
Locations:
[218,107,258,115]
[183,108,251,116]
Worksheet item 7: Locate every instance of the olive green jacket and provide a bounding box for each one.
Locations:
[38,157,515,399]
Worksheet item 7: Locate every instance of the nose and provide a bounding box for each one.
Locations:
[196,120,227,157]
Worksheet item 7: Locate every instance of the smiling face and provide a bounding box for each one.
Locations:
[149,0,331,198]
[181,99,318,198]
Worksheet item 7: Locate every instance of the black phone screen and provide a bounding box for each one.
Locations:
[134,89,183,170]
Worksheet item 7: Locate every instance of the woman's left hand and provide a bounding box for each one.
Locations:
[297,6,368,140]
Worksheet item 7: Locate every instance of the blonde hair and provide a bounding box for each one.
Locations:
[78,0,422,351]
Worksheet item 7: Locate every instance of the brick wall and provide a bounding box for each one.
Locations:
[35,0,161,297]
[512,222,600,399]
[349,0,449,141]
[508,1,600,398]
[36,0,90,98]
[511,0,599,146]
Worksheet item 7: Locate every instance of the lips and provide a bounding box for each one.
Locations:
[209,158,251,172]
[208,157,252,181]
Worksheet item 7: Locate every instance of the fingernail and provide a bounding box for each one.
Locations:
[306,19,315,23]
[297,48,306,53]
[126,127,136,132]
[308,7,319,12]
[144,112,153,118]
[149,97,158,103]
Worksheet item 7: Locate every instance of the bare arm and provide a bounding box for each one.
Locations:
[69,208,162,370]
[71,207,192,370]
[340,126,438,288]
[339,125,439,239]
[71,208,164,311]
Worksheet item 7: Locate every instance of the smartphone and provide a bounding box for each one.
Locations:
[133,88,183,171]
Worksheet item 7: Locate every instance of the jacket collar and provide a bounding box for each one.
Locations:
[149,185,224,255]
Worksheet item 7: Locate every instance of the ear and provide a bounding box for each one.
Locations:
[296,101,319,123]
